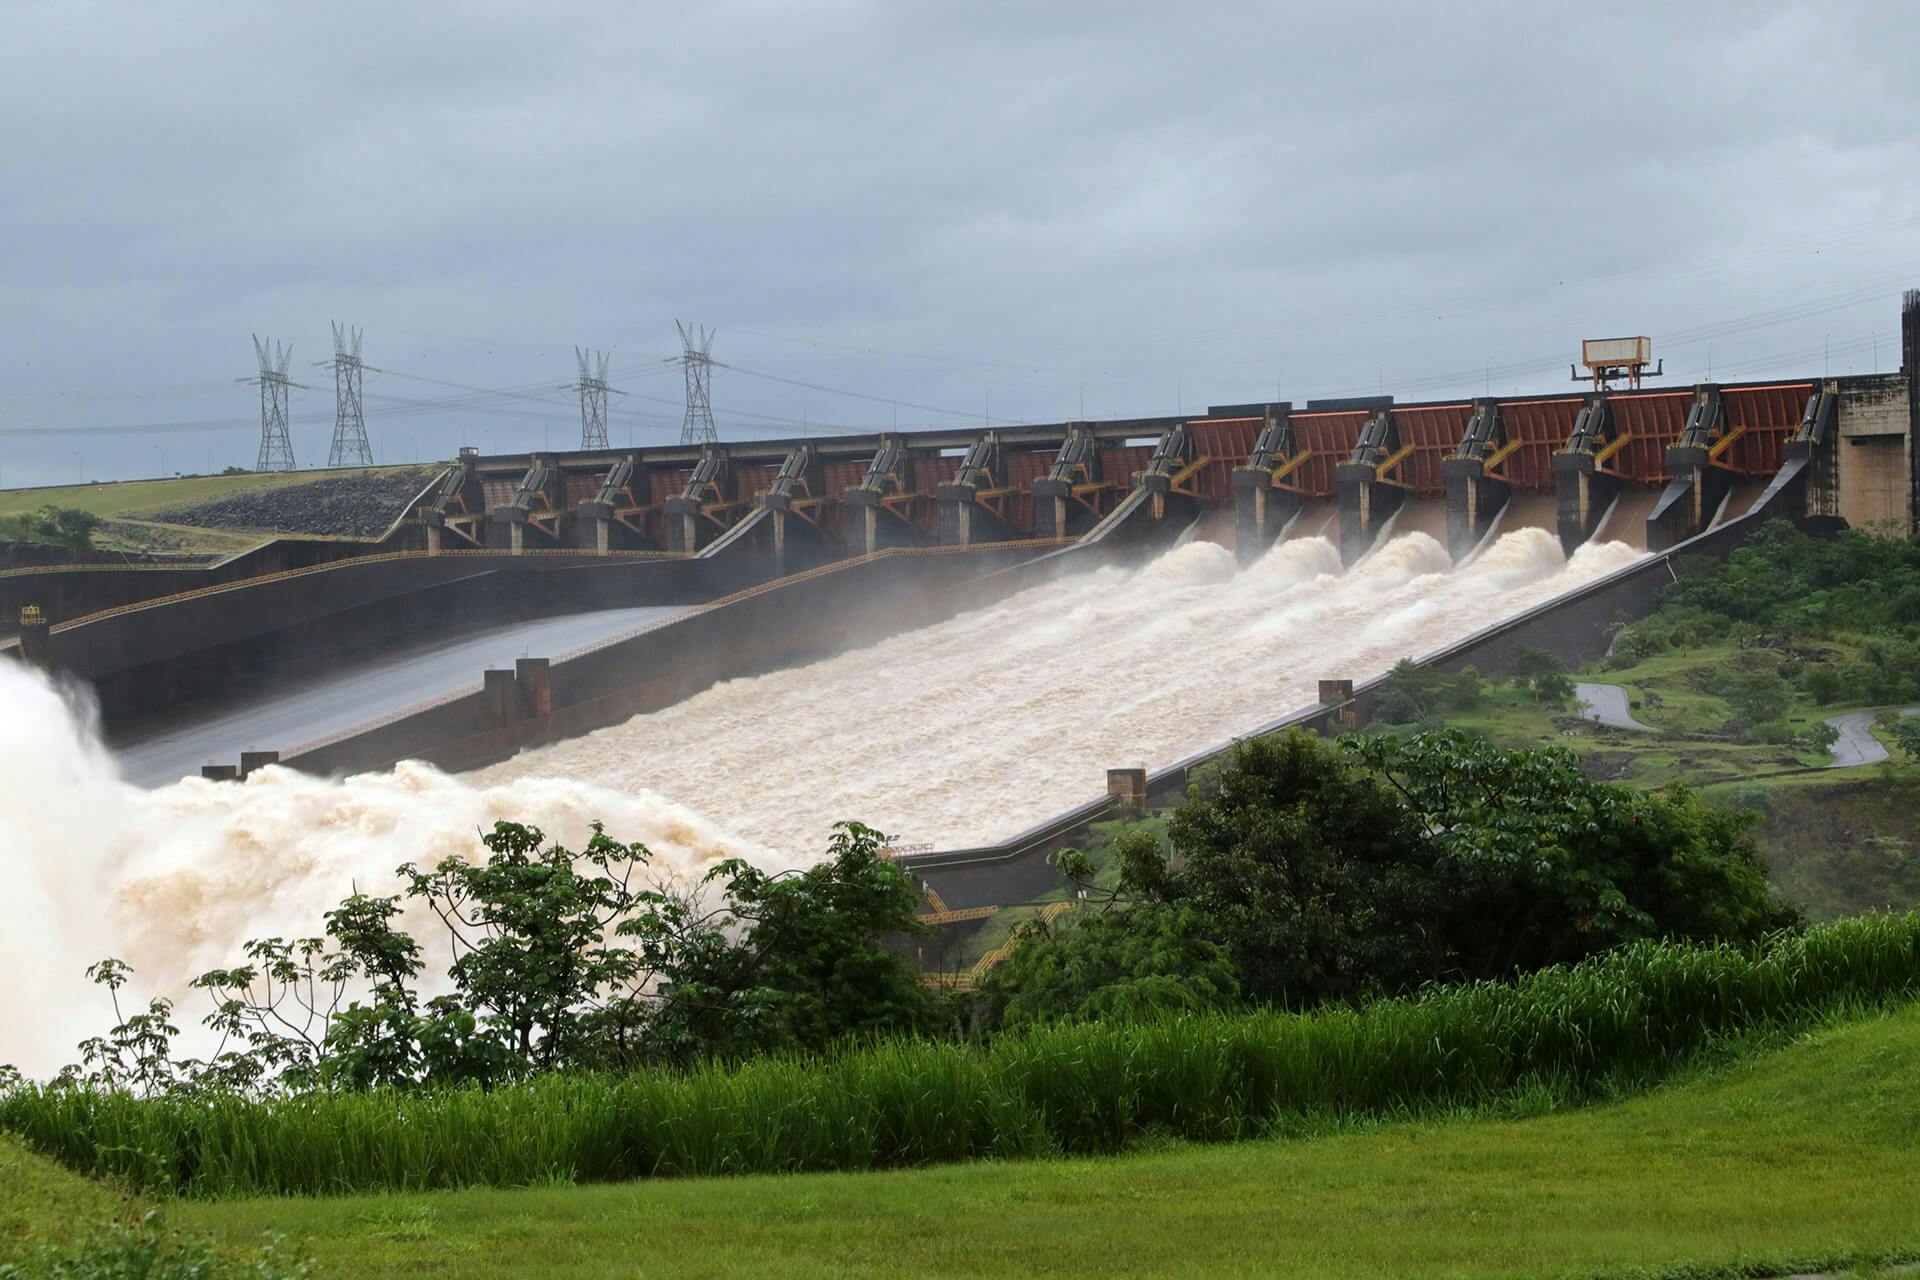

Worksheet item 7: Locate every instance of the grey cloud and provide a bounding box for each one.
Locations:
[2,0,1916,483]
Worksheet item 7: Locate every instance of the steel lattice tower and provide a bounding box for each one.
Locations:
[676,321,719,445]
[242,335,298,471]
[317,322,373,467]
[563,347,619,451]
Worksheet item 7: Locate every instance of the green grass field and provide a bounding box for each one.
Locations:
[0,466,424,553]
[0,1000,1900,1278]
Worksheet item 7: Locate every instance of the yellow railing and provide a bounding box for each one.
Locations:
[1375,442,1417,476]
[919,900,1077,989]
[918,904,999,926]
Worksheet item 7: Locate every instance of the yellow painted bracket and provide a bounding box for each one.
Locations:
[1169,454,1213,486]
[1267,448,1314,484]
[1375,441,1417,478]
[1707,422,1751,461]
[1593,432,1633,466]
[1482,439,1522,472]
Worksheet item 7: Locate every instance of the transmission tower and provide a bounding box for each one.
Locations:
[316,321,372,467]
[562,347,621,451]
[675,321,719,445]
[239,335,301,471]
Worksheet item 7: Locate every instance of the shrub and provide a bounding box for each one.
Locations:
[1370,659,1482,725]
[0,506,101,551]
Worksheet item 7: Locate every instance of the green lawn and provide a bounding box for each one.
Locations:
[0,466,422,552]
[0,1120,122,1255]
[117,1002,1920,1278]
[0,471,321,520]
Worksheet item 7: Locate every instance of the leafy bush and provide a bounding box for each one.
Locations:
[1886,716,1920,765]
[1370,659,1482,725]
[0,506,101,551]
[7,915,1918,1197]
[1508,646,1574,705]
[981,899,1239,1030]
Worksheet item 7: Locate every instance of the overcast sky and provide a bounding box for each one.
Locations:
[3,1,1917,486]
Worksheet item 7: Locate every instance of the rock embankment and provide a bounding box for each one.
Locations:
[147,467,439,538]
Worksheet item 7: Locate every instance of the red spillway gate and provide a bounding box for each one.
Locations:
[1493,399,1582,491]
[1284,411,1369,497]
[1383,404,1471,493]
[1717,383,1811,476]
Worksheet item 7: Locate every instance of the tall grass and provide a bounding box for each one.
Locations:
[8,914,1920,1198]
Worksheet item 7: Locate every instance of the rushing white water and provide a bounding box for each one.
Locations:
[3,522,1639,1076]
[478,527,1642,852]
[0,662,773,1077]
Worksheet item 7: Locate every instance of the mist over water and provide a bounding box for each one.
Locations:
[480,526,1641,852]
[0,664,772,1077]
[2,522,1639,1076]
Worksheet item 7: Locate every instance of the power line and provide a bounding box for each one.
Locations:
[723,362,1023,425]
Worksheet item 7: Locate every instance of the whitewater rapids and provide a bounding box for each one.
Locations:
[0,667,773,1077]
[1,524,1637,1075]
[476,526,1639,849]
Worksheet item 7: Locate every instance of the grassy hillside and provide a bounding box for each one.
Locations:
[113,1001,1920,1278]
[1388,645,1920,921]
[0,465,429,553]
[0,1125,120,1255]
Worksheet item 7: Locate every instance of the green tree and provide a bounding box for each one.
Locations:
[399,821,651,1073]
[1100,730,1794,1010]
[1888,716,1920,765]
[1507,646,1574,706]
[1370,659,1483,725]
[1350,730,1792,976]
[0,505,101,550]
[1716,663,1790,727]
[1127,731,1448,1007]
[637,821,940,1063]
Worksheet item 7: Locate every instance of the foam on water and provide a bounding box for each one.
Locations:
[479,526,1636,855]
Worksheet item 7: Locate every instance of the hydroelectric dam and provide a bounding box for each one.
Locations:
[1,294,1915,1063]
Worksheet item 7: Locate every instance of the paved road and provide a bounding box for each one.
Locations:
[112,604,687,787]
[1824,706,1920,769]
[1575,682,1656,731]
